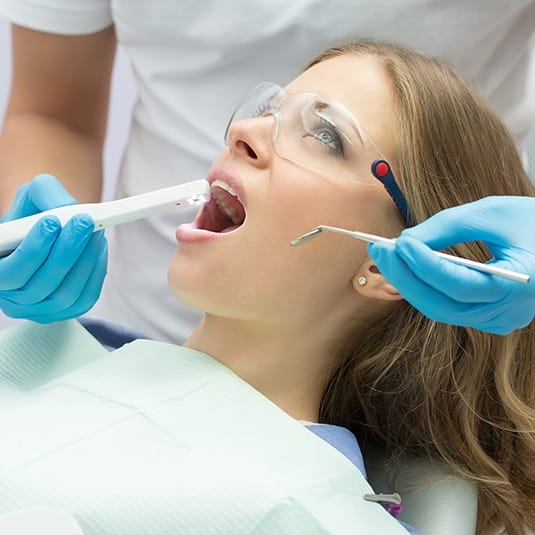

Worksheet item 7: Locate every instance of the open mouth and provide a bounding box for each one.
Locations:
[195,180,246,233]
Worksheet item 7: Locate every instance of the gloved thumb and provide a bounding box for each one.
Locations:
[2,174,77,222]
[402,196,534,251]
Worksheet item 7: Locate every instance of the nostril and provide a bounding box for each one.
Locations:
[246,144,257,159]
[236,140,258,159]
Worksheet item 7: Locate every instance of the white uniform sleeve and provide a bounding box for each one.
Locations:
[0,0,112,35]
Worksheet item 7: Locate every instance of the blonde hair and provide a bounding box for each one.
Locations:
[309,41,535,534]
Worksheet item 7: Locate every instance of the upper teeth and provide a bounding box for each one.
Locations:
[211,179,237,197]
[210,179,245,226]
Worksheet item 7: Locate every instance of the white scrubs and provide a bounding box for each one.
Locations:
[1,0,534,342]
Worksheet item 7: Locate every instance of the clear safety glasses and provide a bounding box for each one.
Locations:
[224,82,412,225]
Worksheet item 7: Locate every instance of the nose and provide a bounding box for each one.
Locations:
[226,116,274,168]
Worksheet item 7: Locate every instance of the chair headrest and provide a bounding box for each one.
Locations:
[365,449,478,535]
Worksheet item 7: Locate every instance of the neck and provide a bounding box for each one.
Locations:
[184,315,336,422]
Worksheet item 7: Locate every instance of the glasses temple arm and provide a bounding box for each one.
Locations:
[371,159,414,226]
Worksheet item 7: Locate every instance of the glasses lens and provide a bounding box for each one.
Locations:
[225,82,410,223]
[274,93,381,184]
[224,83,283,144]
[225,83,382,185]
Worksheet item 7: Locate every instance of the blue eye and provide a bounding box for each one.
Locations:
[315,129,342,152]
[306,118,345,157]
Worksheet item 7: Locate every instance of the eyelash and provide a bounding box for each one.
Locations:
[254,101,271,117]
[312,118,345,157]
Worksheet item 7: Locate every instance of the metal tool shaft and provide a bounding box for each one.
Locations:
[291,225,530,284]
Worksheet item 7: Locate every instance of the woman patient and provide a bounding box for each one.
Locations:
[1,40,535,535]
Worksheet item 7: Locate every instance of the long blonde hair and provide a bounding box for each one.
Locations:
[309,41,535,535]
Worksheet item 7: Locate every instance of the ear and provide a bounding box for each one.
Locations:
[351,258,403,302]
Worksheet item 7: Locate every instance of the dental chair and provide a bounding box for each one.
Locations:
[365,448,478,534]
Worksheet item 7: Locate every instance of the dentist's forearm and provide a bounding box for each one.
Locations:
[0,111,104,212]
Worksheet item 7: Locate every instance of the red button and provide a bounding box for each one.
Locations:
[375,161,389,177]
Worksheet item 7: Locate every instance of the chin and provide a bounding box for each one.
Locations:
[167,281,202,312]
[167,260,217,314]
[167,262,196,306]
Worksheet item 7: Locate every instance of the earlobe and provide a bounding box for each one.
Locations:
[352,259,403,302]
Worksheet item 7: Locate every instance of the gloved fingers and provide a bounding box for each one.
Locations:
[394,236,510,303]
[26,244,108,324]
[478,311,532,336]
[0,232,107,322]
[27,174,77,210]
[31,231,107,316]
[368,241,469,319]
[0,217,62,290]
[368,242,464,314]
[0,215,96,305]
[368,239,534,335]
[2,174,76,222]
[402,196,531,250]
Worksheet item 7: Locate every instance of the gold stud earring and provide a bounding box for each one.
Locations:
[358,276,367,286]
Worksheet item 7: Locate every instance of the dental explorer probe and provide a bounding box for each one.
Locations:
[0,179,210,258]
[290,225,530,284]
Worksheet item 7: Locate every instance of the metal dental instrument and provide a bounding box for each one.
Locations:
[0,179,210,258]
[290,225,530,284]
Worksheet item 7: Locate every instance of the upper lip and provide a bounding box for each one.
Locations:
[207,166,247,207]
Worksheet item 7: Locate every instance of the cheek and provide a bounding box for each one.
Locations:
[267,176,393,242]
[166,172,398,321]
[248,181,387,293]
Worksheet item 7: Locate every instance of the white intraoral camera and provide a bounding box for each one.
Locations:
[0,179,210,258]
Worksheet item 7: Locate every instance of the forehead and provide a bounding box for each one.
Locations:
[286,54,396,159]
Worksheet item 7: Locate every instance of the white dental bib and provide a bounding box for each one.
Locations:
[0,321,406,534]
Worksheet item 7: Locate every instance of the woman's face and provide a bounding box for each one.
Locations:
[168,54,400,328]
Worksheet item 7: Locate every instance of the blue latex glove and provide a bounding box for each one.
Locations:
[0,174,108,323]
[367,196,535,335]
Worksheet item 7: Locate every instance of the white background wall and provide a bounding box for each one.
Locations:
[0,17,534,331]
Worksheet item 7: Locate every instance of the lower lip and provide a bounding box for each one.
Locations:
[175,223,239,244]
[175,224,214,244]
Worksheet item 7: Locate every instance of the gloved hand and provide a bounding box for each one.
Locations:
[367,196,535,335]
[0,174,108,323]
